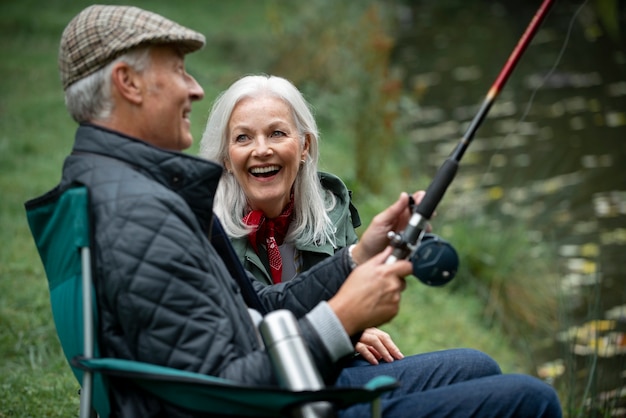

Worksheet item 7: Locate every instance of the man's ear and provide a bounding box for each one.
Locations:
[110,62,143,105]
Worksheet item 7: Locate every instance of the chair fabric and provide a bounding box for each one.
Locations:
[25,185,397,417]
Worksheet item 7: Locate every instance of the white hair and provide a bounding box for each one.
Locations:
[64,47,151,123]
[200,74,337,247]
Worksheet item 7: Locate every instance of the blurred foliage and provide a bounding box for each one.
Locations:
[442,214,561,359]
[593,0,623,43]
[262,0,408,194]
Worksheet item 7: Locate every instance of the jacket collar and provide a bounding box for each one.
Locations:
[71,123,224,228]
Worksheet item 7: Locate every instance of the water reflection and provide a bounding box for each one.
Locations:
[392,0,626,415]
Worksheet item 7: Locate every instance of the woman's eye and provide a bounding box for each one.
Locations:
[234,134,248,142]
[271,130,286,137]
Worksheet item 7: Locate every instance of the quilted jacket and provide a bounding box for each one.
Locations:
[51,124,356,417]
[230,172,361,285]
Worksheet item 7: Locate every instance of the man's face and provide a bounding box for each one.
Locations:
[137,45,204,151]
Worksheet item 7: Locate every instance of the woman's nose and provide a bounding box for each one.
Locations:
[252,137,273,156]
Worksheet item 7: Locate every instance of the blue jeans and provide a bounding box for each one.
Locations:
[336,348,562,418]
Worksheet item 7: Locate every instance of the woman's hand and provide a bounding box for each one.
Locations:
[356,327,404,365]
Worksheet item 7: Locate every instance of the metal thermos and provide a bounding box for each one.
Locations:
[259,310,336,418]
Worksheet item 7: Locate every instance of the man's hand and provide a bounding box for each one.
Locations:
[328,247,411,336]
[351,191,426,265]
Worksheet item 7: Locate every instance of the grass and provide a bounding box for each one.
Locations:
[0,0,562,416]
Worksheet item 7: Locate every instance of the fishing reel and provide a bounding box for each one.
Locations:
[385,194,459,287]
[409,233,459,287]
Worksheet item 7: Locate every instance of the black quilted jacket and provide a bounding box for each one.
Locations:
[55,124,355,417]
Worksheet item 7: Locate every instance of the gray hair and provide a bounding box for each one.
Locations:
[199,74,337,247]
[64,46,151,123]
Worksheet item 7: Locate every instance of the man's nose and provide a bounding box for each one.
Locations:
[187,74,204,101]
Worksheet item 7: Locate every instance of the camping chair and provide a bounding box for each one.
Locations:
[25,185,396,418]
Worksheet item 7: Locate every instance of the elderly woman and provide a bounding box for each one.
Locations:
[199,74,402,364]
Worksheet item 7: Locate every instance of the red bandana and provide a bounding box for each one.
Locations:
[243,199,294,284]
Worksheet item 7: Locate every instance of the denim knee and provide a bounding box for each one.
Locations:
[446,348,502,377]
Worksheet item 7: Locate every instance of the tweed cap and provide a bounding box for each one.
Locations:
[59,5,205,90]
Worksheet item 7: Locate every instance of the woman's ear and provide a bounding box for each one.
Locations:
[301,134,311,161]
[223,159,232,173]
[111,62,143,105]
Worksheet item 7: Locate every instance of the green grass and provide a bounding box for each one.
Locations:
[0,1,560,415]
[381,280,529,372]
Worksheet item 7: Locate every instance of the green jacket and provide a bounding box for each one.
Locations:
[231,172,361,285]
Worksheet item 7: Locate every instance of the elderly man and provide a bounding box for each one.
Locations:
[29,4,563,417]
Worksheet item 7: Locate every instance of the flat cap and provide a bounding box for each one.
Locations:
[59,5,205,90]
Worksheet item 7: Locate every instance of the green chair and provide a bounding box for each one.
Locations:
[25,185,396,418]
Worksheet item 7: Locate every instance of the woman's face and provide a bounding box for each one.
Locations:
[225,95,309,218]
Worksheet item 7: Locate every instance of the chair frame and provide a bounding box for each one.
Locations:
[79,243,94,418]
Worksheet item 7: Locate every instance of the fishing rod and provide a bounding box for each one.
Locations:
[386,0,555,286]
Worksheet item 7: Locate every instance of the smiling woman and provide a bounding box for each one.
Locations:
[199,74,410,365]
[199,75,360,286]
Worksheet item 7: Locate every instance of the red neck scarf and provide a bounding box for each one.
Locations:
[243,198,294,284]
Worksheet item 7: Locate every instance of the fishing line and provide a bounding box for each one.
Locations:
[475,2,606,416]
[479,0,590,188]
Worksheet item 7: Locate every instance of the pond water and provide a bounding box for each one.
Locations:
[391,1,626,415]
